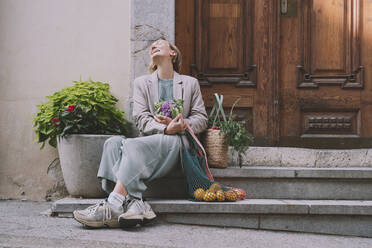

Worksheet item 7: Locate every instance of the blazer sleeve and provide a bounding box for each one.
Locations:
[132,78,167,135]
[184,78,208,134]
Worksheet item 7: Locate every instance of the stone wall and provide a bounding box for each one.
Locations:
[126,0,175,126]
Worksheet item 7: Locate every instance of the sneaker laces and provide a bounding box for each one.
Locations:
[86,200,112,221]
[123,198,131,212]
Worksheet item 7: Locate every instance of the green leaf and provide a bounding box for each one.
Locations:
[49,136,57,148]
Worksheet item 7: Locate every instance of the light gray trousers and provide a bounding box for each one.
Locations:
[97,134,181,199]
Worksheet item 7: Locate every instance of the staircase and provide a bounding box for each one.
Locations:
[52,166,372,237]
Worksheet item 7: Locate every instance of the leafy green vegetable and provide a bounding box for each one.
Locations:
[207,93,254,167]
[154,98,184,119]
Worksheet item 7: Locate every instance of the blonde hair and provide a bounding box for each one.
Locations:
[148,38,182,73]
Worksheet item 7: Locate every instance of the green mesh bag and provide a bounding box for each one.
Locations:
[180,127,245,201]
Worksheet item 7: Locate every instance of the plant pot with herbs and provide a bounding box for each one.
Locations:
[33,80,130,197]
[203,93,254,168]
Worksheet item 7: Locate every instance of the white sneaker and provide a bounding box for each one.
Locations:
[118,199,156,228]
[73,200,124,228]
[142,201,157,225]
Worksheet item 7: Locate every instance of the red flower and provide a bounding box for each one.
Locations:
[52,117,59,126]
[211,126,220,130]
[66,105,75,111]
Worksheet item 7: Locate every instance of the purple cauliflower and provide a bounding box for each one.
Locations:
[155,99,184,119]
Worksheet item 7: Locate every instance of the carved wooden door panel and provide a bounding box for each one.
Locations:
[176,0,279,146]
[280,0,372,148]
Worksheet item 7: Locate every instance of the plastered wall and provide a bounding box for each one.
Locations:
[0,0,131,200]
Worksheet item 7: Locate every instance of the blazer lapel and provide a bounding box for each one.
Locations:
[148,70,159,112]
[173,71,187,118]
[173,71,183,101]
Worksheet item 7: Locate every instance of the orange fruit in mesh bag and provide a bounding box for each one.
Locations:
[224,190,238,202]
[216,190,225,202]
[209,183,222,193]
[233,188,246,200]
[193,188,205,201]
[203,190,217,202]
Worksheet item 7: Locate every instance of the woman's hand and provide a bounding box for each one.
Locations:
[154,115,172,126]
[164,114,186,135]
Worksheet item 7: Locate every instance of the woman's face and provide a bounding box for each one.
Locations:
[149,39,176,61]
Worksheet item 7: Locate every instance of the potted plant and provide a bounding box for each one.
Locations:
[33,80,130,197]
[204,93,253,168]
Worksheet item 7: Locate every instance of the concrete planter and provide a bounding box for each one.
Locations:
[57,134,113,197]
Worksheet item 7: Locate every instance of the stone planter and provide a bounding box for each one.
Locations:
[57,134,113,197]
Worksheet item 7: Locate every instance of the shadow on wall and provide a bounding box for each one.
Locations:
[46,158,68,201]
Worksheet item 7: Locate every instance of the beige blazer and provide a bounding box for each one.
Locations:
[133,70,208,136]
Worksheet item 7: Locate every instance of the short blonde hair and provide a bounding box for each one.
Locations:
[148,38,182,73]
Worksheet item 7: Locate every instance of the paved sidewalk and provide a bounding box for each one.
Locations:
[1,200,372,248]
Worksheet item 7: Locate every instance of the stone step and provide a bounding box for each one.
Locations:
[51,197,372,237]
[144,167,372,200]
[231,147,372,167]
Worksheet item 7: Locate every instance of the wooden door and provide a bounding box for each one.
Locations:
[176,0,279,146]
[176,0,372,148]
[280,0,372,148]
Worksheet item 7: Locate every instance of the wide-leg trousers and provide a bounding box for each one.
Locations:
[97,134,181,199]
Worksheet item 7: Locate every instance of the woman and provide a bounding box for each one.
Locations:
[73,38,208,228]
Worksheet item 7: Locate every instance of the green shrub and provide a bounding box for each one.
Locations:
[33,80,130,149]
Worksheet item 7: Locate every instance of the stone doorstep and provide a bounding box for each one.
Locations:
[165,167,372,179]
[164,213,372,238]
[210,167,372,179]
[230,146,372,167]
[50,167,372,237]
[144,167,372,200]
[52,198,372,237]
[52,198,372,216]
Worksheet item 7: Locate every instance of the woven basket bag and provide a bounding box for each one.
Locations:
[203,128,228,168]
